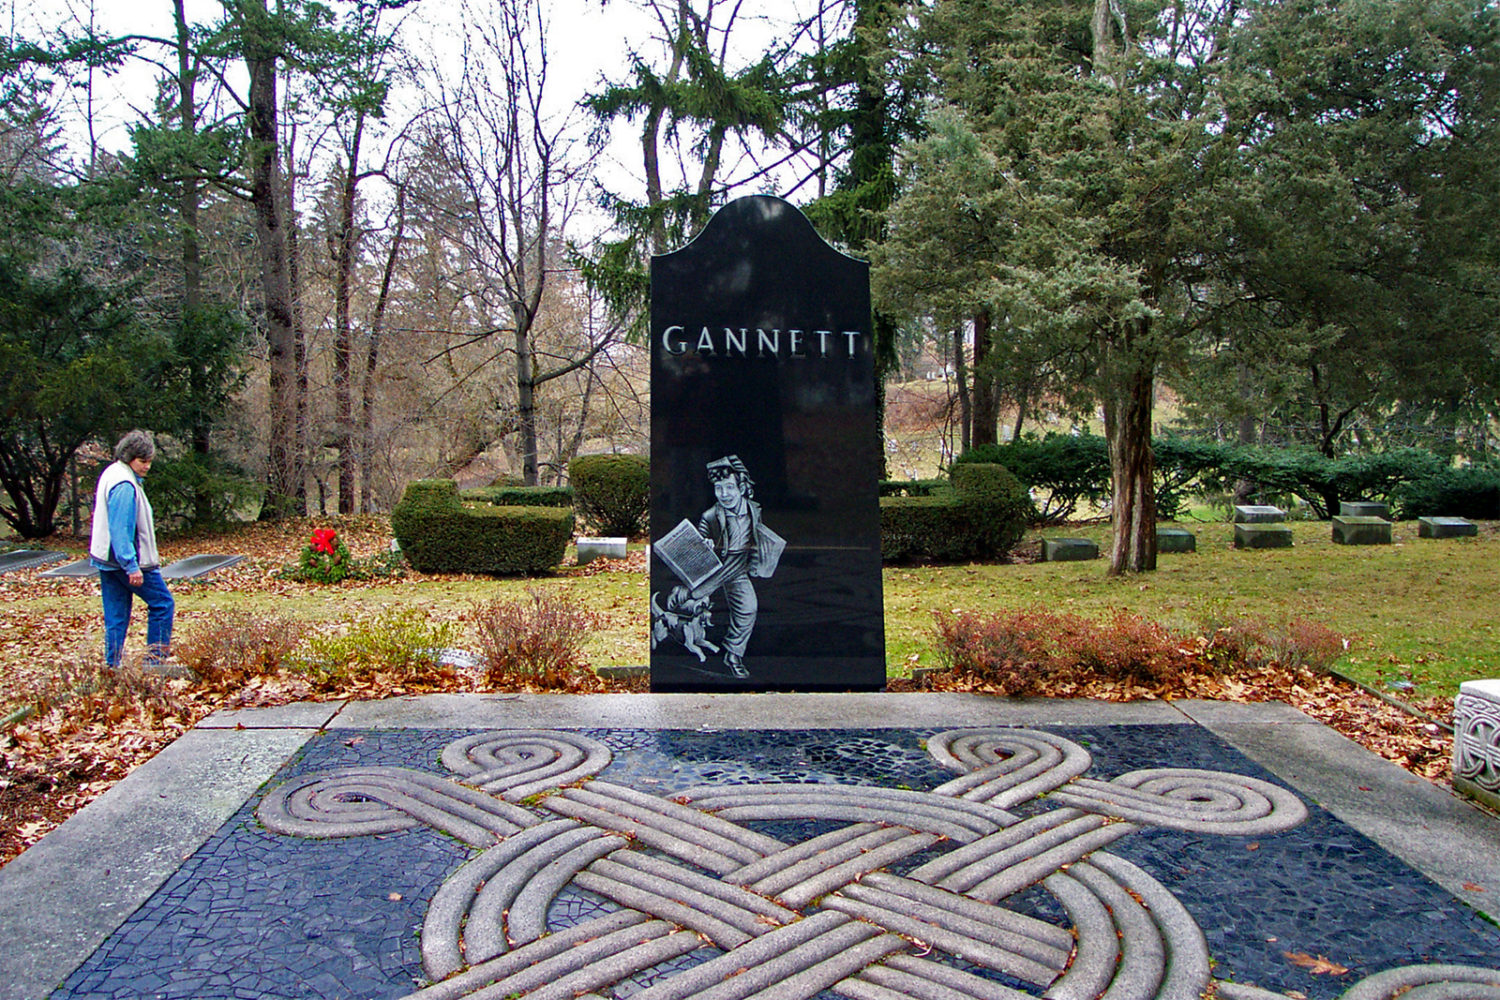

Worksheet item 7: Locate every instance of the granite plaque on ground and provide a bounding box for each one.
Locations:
[649,196,884,692]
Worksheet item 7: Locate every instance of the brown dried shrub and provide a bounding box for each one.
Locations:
[934,607,1348,695]
[174,612,304,689]
[471,589,597,687]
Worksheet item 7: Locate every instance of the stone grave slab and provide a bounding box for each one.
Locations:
[1233,505,1286,523]
[1156,526,1196,553]
[43,722,1500,1000]
[1042,537,1099,561]
[576,537,628,565]
[649,195,884,692]
[0,549,68,574]
[1454,679,1500,812]
[38,558,99,578]
[1234,523,1293,549]
[1340,500,1391,520]
[160,554,245,580]
[1332,516,1392,545]
[1420,516,1478,539]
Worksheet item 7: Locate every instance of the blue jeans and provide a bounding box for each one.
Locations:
[99,567,175,667]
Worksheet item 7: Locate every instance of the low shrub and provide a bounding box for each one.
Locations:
[174,611,303,688]
[949,462,1033,550]
[288,608,460,691]
[391,479,573,574]
[1221,446,1445,518]
[958,436,1109,524]
[1198,616,1350,674]
[881,464,1030,563]
[463,485,574,508]
[471,589,597,687]
[569,454,649,538]
[1394,464,1500,519]
[934,607,1350,694]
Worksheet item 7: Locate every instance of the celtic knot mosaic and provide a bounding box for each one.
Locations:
[1454,689,1500,794]
[254,729,1500,1000]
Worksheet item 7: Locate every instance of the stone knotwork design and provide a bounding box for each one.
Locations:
[1454,690,1500,794]
[255,728,1500,1000]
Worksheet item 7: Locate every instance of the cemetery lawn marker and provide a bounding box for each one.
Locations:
[649,196,885,692]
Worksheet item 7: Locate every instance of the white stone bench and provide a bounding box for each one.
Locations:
[1454,679,1500,812]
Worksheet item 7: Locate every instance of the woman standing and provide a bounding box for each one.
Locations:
[89,430,174,667]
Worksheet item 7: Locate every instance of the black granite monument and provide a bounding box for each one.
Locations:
[649,195,885,692]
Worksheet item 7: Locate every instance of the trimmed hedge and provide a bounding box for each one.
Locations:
[569,454,649,538]
[1395,465,1500,519]
[881,464,1031,562]
[958,434,1457,521]
[391,479,573,574]
[958,436,1110,524]
[463,485,574,508]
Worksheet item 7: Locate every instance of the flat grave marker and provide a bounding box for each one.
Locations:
[1332,516,1392,545]
[1419,516,1478,539]
[1042,538,1100,562]
[1234,523,1293,549]
[0,550,68,574]
[161,554,245,580]
[1156,526,1197,553]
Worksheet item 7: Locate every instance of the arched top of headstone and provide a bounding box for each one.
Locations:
[651,195,868,330]
[654,195,865,270]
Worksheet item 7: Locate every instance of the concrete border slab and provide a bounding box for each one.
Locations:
[1172,699,1317,725]
[324,692,1192,730]
[0,727,317,1000]
[197,700,346,729]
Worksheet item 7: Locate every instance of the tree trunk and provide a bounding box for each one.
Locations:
[246,0,299,521]
[952,325,971,453]
[333,118,364,513]
[1103,333,1157,575]
[971,309,1000,447]
[360,184,405,513]
[514,303,538,486]
[174,0,213,523]
[286,126,308,514]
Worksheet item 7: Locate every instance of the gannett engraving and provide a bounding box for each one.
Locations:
[660,325,864,358]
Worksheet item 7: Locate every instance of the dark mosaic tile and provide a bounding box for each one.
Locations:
[50,725,1500,1000]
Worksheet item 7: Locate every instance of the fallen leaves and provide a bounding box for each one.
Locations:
[1283,951,1350,976]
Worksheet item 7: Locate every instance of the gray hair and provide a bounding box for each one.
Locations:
[114,430,156,464]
